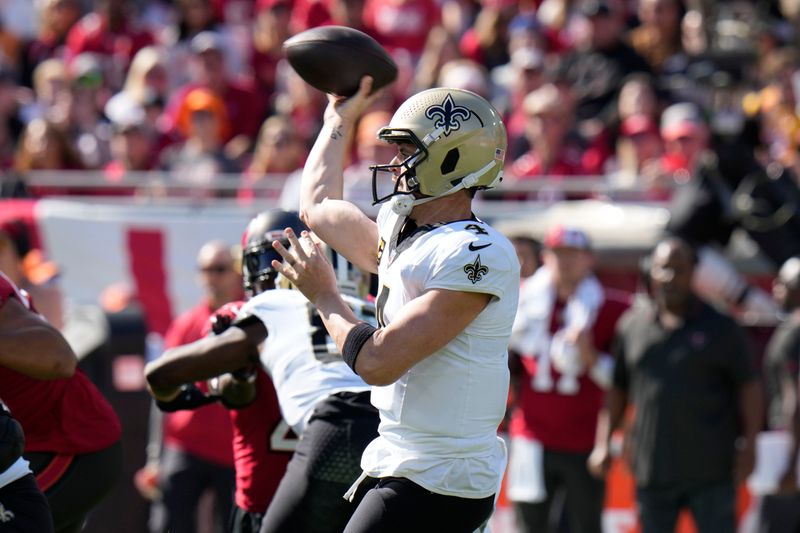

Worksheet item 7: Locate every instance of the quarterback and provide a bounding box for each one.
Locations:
[273,78,520,532]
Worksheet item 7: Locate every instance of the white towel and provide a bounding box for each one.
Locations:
[510,266,605,393]
[507,436,547,503]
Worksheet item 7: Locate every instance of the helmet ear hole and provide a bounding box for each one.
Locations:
[440,148,460,175]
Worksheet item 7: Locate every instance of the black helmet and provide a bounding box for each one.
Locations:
[242,210,308,296]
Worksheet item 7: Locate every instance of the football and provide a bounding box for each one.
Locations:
[282,26,398,97]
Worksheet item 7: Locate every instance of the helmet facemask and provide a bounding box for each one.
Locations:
[369,128,429,206]
[242,231,286,297]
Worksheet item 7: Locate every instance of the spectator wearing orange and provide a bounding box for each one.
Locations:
[167,31,263,148]
[160,87,240,192]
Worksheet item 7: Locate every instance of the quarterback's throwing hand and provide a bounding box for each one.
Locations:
[271,228,338,303]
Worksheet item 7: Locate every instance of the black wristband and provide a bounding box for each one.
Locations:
[342,322,377,375]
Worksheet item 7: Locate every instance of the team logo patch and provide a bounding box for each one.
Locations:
[464,256,489,284]
[376,238,385,266]
[0,503,14,523]
[425,94,471,136]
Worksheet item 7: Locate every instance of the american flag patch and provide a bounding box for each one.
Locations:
[494,148,505,162]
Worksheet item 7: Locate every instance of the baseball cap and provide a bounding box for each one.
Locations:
[543,225,592,250]
[190,31,225,55]
[660,102,705,141]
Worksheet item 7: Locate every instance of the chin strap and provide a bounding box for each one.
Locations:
[390,161,501,216]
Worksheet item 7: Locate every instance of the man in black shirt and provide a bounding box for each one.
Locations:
[589,237,762,533]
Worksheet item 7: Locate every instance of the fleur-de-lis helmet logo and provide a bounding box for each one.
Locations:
[425,94,472,136]
[464,255,489,284]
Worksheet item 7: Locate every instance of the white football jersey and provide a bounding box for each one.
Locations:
[361,204,520,498]
[239,289,373,435]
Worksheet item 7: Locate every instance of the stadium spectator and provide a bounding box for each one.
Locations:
[497,47,547,159]
[167,31,263,147]
[65,0,156,90]
[250,0,294,105]
[146,210,380,533]
[627,0,686,74]
[458,1,515,71]
[66,53,112,169]
[560,0,651,129]
[0,67,24,170]
[27,58,71,126]
[363,0,442,57]
[103,92,157,190]
[144,240,239,533]
[589,237,762,533]
[239,115,306,203]
[292,78,519,532]
[22,0,82,87]
[411,26,462,93]
[14,118,84,175]
[161,87,240,192]
[507,83,586,200]
[507,226,629,533]
[123,46,170,107]
[0,269,122,533]
[658,101,709,179]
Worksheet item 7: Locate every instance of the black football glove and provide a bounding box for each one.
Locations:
[155,384,219,412]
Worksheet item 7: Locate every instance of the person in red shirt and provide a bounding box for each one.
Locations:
[64,0,155,89]
[145,240,242,533]
[362,0,441,57]
[166,31,264,147]
[0,270,122,533]
[147,300,291,533]
[507,84,589,200]
[506,226,630,533]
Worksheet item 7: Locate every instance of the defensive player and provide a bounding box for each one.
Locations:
[145,209,380,533]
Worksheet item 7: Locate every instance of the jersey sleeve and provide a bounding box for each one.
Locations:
[425,237,518,300]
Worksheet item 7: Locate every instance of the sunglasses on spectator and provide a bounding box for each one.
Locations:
[199,264,232,274]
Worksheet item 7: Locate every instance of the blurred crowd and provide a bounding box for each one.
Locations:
[0,0,798,203]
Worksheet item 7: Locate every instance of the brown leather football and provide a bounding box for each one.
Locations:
[282,26,398,97]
